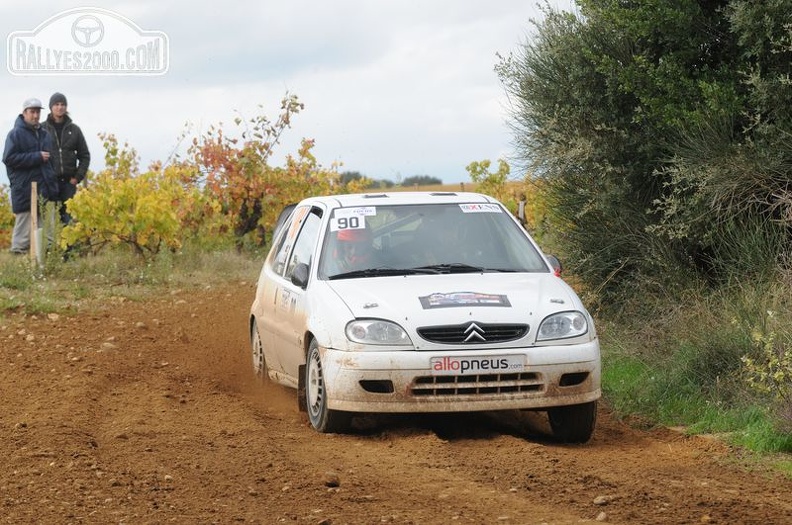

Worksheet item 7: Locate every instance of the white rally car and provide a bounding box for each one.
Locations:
[250,192,601,442]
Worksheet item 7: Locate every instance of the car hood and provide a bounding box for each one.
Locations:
[325,273,582,328]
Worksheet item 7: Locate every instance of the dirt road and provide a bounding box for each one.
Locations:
[1,281,790,524]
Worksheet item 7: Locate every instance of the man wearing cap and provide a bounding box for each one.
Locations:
[44,92,90,225]
[2,97,58,255]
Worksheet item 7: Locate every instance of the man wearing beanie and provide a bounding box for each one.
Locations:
[44,92,90,225]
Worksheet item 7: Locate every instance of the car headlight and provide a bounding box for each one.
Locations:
[536,311,588,341]
[346,319,413,346]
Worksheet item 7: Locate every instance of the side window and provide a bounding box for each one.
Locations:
[270,205,310,277]
[285,210,321,279]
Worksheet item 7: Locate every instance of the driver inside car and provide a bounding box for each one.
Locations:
[334,227,375,272]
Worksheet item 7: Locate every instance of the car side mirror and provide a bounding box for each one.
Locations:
[545,254,562,276]
[291,263,310,289]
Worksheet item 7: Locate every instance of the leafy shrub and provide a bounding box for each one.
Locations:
[0,185,14,249]
[62,95,351,257]
[740,315,792,432]
[188,94,342,248]
[62,136,184,258]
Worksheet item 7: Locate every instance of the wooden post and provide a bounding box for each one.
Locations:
[30,181,38,263]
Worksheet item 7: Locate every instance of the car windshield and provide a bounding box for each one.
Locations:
[318,202,549,279]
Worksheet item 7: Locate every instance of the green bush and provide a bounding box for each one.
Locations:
[600,277,792,452]
[0,185,14,249]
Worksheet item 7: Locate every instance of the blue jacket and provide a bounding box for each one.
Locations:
[3,114,58,214]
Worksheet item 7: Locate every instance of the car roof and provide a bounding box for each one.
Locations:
[295,191,499,210]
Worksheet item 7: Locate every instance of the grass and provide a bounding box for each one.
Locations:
[776,458,792,477]
[599,280,792,456]
[0,243,262,319]
[604,343,792,479]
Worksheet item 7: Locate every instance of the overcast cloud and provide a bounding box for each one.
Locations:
[1,1,575,188]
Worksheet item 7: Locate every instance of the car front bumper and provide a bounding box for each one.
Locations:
[319,341,601,413]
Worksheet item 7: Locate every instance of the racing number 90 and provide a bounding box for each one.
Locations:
[337,216,360,230]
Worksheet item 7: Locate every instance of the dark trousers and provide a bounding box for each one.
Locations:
[57,179,78,225]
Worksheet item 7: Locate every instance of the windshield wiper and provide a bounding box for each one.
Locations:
[411,263,523,274]
[328,264,522,280]
[328,267,440,280]
[412,263,489,274]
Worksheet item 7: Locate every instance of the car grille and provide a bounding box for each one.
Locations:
[417,322,529,344]
[411,372,542,397]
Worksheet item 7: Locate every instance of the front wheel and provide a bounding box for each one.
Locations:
[305,339,351,433]
[548,401,597,443]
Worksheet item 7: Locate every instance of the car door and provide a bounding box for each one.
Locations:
[258,205,310,381]
[270,207,323,384]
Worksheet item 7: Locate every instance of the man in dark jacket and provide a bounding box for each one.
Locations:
[43,92,90,225]
[2,97,58,254]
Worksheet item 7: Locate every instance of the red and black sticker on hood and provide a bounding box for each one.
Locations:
[419,292,511,309]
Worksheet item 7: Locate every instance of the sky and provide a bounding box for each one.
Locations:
[1,0,576,188]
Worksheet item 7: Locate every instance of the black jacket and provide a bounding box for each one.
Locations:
[2,115,58,213]
[44,114,90,183]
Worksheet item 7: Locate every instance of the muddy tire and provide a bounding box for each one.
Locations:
[548,401,597,443]
[305,339,351,433]
[251,320,267,379]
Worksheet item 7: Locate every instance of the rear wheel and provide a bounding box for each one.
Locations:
[251,321,267,379]
[305,339,351,433]
[548,401,597,443]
